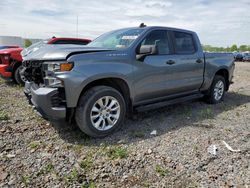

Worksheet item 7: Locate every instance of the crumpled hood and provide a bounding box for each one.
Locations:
[22,44,113,61]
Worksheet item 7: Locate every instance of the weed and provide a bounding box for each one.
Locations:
[155,165,169,177]
[37,162,54,176]
[64,168,80,184]
[21,175,30,186]
[0,110,9,121]
[80,156,93,171]
[29,141,40,149]
[103,146,128,159]
[73,144,83,154]
[199,107,213,119]
[181,106,192,117]
[81,181,95,188]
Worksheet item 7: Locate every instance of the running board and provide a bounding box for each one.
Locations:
[135,93,204,112]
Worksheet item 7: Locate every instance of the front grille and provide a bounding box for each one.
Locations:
[23,60,44,84]
[23,60,43,68]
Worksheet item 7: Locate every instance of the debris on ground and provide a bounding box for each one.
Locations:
[150,130,157,136]
[207,144,218,156]
[222,141,241,152]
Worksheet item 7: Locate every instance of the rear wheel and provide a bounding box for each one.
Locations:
[14,65,26,85]
[75,86,126,138]
[205,75,226,104]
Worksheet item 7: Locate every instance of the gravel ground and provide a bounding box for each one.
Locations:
[0,62,249,188]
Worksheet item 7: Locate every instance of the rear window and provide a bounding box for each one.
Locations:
[173,31,196,54]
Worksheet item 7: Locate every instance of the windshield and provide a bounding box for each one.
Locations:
[87,28,145,49]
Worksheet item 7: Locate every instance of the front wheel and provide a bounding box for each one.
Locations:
[205,75,226,104]
[14,65,26,85]
[75,86,126,138]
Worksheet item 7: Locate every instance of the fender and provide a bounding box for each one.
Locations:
[56,71,133,108]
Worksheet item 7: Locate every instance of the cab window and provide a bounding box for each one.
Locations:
[173,31,196,54]
[140,30,171,55]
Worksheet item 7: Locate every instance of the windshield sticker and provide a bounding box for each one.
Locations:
[121,36,138,40]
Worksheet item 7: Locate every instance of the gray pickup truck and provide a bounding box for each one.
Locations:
[23,25,235,137]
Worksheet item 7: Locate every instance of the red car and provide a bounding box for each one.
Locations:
[0,37,91,84]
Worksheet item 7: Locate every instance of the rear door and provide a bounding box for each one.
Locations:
[166,31,204,94]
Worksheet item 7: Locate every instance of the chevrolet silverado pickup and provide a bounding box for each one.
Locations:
[23,26,235,137]
[0,37,91,85]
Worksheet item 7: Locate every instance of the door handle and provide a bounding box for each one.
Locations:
[166,60,175,65]
[196,59,203,63]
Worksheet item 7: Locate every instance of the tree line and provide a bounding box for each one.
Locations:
[202,44,250,52]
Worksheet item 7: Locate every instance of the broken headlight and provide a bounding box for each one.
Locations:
[43,61,73,87]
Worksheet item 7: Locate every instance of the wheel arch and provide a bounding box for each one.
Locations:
[214,68,229,91]
[77,77,133,114]
[11,60,22,77]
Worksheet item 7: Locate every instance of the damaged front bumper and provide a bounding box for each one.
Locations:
[24,81,66,120]
[0,64,12,79]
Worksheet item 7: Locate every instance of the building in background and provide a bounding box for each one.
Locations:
[0,36,41,47]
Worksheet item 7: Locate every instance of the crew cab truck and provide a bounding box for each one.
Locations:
[0,37,91,85]
[23,26,235,137]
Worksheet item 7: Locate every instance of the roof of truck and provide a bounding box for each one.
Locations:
[120,26,196,34]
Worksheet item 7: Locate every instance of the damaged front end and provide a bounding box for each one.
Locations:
[23,60,72,120]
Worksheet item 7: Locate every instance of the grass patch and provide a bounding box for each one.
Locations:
[21,175,30,186]
[64,168,81,185]
[37,163,54,176]
[81,181,95,188]
[102,146,128,159]
[198,107,213,119]
[80,155,93,171]
[64,168,95,187]
[29,141,40,149]
[180,105,192,117]
[0,110,9,121]
[155,165,169,177]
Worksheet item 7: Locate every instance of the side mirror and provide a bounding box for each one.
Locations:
[136,45,158,61]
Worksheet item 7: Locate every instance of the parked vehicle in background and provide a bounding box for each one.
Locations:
[0,37,91,84]
[0,47,23,82]
[0,45,20,50]
[21,37,91,57]
[235,52,244,61]
[23,25,235,137]
[243,52,250,62]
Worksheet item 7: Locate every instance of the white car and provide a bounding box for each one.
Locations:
[243,52,250,62]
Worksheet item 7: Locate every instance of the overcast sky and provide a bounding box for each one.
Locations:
[0,0,249,46]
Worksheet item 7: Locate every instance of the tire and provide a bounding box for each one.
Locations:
[75,86,126,138]
[13,65,26,85]
[205,75,226,104]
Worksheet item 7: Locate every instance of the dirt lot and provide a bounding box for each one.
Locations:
[0,62,249,188]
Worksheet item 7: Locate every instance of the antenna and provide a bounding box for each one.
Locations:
[76,15,79,38]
